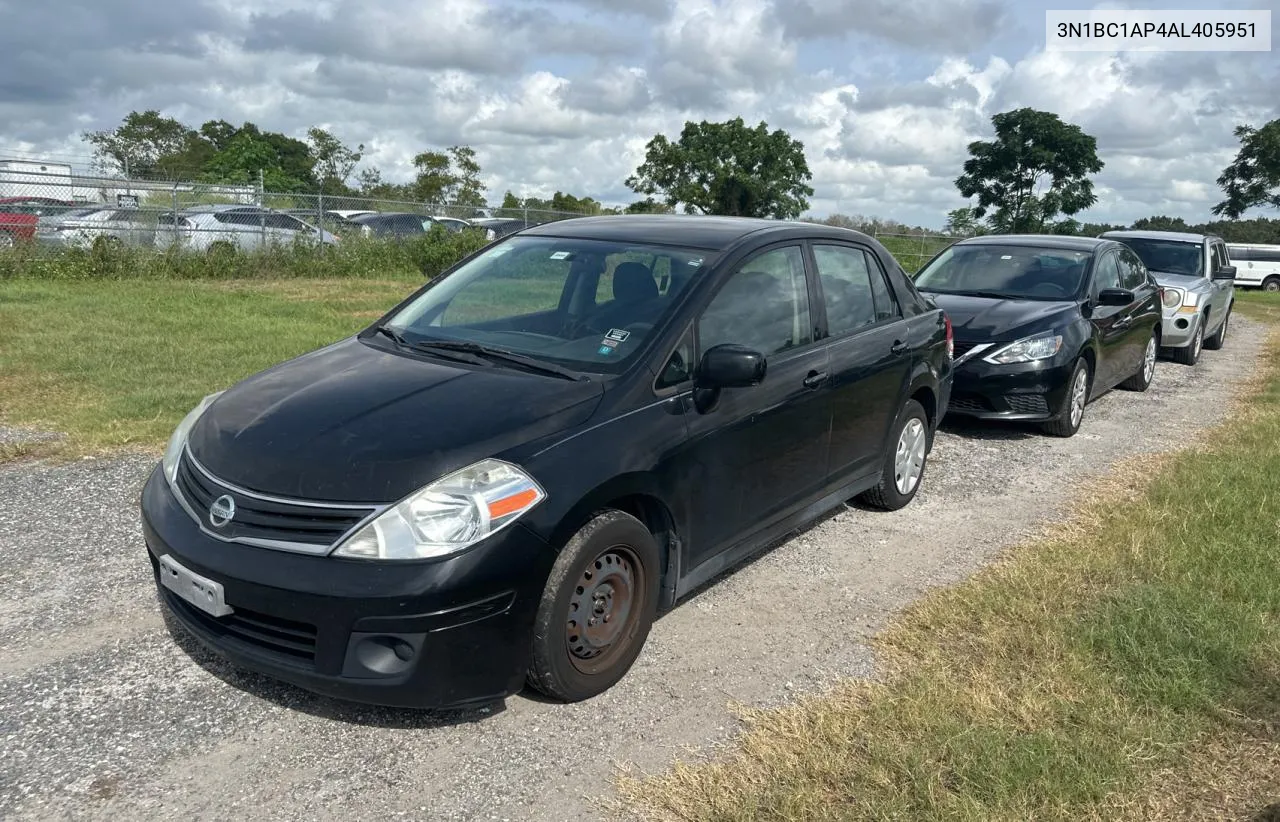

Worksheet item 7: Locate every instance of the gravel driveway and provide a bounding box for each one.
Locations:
[0,317,1267,821]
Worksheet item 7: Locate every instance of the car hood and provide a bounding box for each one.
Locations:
[1149,271,1205,290]
[187,337,605,502]
[927,293,1078,342]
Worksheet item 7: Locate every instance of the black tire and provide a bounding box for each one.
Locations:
[527,510,660,702]
[858,399,930,511]
[1119,330,1157,391]
[1042,358,1090,438]
[0,231,14,249]
[1203,307,1230,350]
[1263,277,1280,293]
[207,240,236,256]
[1173,320,1203,366]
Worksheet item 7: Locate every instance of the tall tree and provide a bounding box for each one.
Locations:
[200,122,316,191]
[307,128,364,193]
[944,207,980,236]
[955,108,1103,233]
[626,117,814,219]
[411,150,456,203]
[1213,119,1280,218]
[82,110,208,178]
[448,145,486,207]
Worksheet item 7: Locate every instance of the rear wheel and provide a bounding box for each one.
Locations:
[1120,331,1157,391]
[1203,306,1230,351]
[1174,320,1203,366]
[527,510,660,702]
[0,232,14,249]
[1043,358,1090,437]
[858,399,929,511]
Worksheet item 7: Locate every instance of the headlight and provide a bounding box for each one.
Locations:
[984,333,1063,365]
[1162,288,1184,309]
[333,458,546,560]
[161,392,223,484]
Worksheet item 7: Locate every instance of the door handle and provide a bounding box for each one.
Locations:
[891,339,909,355]
[802,371,827,389]
[1115,317,1131,329]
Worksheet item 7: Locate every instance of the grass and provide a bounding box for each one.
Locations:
[614,290,1280,821]
[0,276,422,455]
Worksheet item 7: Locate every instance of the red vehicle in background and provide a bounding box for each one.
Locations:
[0,197,75,247]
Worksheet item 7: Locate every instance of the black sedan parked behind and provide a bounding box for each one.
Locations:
[141,215,953,709]
[914,235,1161,437]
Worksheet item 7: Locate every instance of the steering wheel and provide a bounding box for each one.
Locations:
[1027,281,1068,297]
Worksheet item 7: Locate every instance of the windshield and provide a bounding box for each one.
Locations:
[1113,238,1202,277]
[383,236,711,374]
[914,244,1092,300]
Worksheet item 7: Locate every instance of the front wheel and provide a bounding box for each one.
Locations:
[1119,331,1157,391]
[858,399,930,511]
[1203,307,1230,350]
[1043,358,1090,437]
[527,510,660,702]
[1173,320,1203,366]
[1263,277,1280,293]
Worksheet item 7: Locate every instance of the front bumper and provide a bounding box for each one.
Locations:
[944,350,1074,422]
[1159,308,1202,348]
[140,466,557,709]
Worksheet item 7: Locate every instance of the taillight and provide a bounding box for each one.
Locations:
[944,314,954,359]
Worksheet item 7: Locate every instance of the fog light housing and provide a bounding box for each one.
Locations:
[1175,318,1189,330]
[342,632,425,678]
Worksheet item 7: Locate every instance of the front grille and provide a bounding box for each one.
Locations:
[163,588,318,666]
[952,340,982,360]
[948,393,990,413]
[174,450,378,549]
[1005,394,1050,415]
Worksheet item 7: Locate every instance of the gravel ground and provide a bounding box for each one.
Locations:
[0,317,1268,822]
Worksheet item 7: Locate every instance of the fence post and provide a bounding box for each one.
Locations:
[317,187,324,253]
[171,182,178,249]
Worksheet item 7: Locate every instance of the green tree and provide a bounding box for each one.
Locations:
[198,123,316,191]
[1213,119,1280,218]
[944,207,980,236]
[626,117,814,219]
[307,128,363,193]
[625,198,674,214]
[956,108,1103,233]
[82,110,210,178]
[500,190,523,209]
[1131,215,1191,232]
[410,150,455,203]
[449,145,486,207]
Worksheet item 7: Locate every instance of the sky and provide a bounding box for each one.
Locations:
[0,0,1277,228]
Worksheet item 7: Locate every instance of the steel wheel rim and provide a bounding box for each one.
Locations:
[1143,336,1156,382]
[566,546,643,675]
[893,418,927,495]
[1070,368,1088,427]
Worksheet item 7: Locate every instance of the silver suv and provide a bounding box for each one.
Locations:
[158,205,338,252]
[1099,230,1235,366]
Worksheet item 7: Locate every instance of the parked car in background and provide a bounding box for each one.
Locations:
[470,217,537,241]
[1226,243,1280,292]
[37,207,156,248]
[140,214,953,708]
[349,212,468,238]
[157,205,338,252]
[915,235,1161,437]
[0,196,76,247]
[1099,230,1235,365]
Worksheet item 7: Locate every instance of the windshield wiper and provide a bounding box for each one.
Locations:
[374,324,408,346]
[410,340,588,381]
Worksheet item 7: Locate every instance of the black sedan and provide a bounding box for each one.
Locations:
[140,215,953,709]
[350,212,467,238]
[914,235,1161,437]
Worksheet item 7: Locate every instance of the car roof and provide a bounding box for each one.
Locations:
[350,212,421,222]
[951,234,1112,252]
[1100,229,1219,243]
[518,214,874,251]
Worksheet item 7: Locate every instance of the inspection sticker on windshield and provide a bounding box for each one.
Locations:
[549,251,571,260]
[605,328,630,342]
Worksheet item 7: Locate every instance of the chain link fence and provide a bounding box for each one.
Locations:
[871,231,962,273]
[0,161,601,252]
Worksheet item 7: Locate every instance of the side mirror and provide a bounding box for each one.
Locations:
[1097,288,1135,306]
[696,344,766,389]
[1212,265,1237,281]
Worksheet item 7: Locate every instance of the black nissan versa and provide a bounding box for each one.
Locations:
[914,235,1162,437]
[140,215,953,709]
